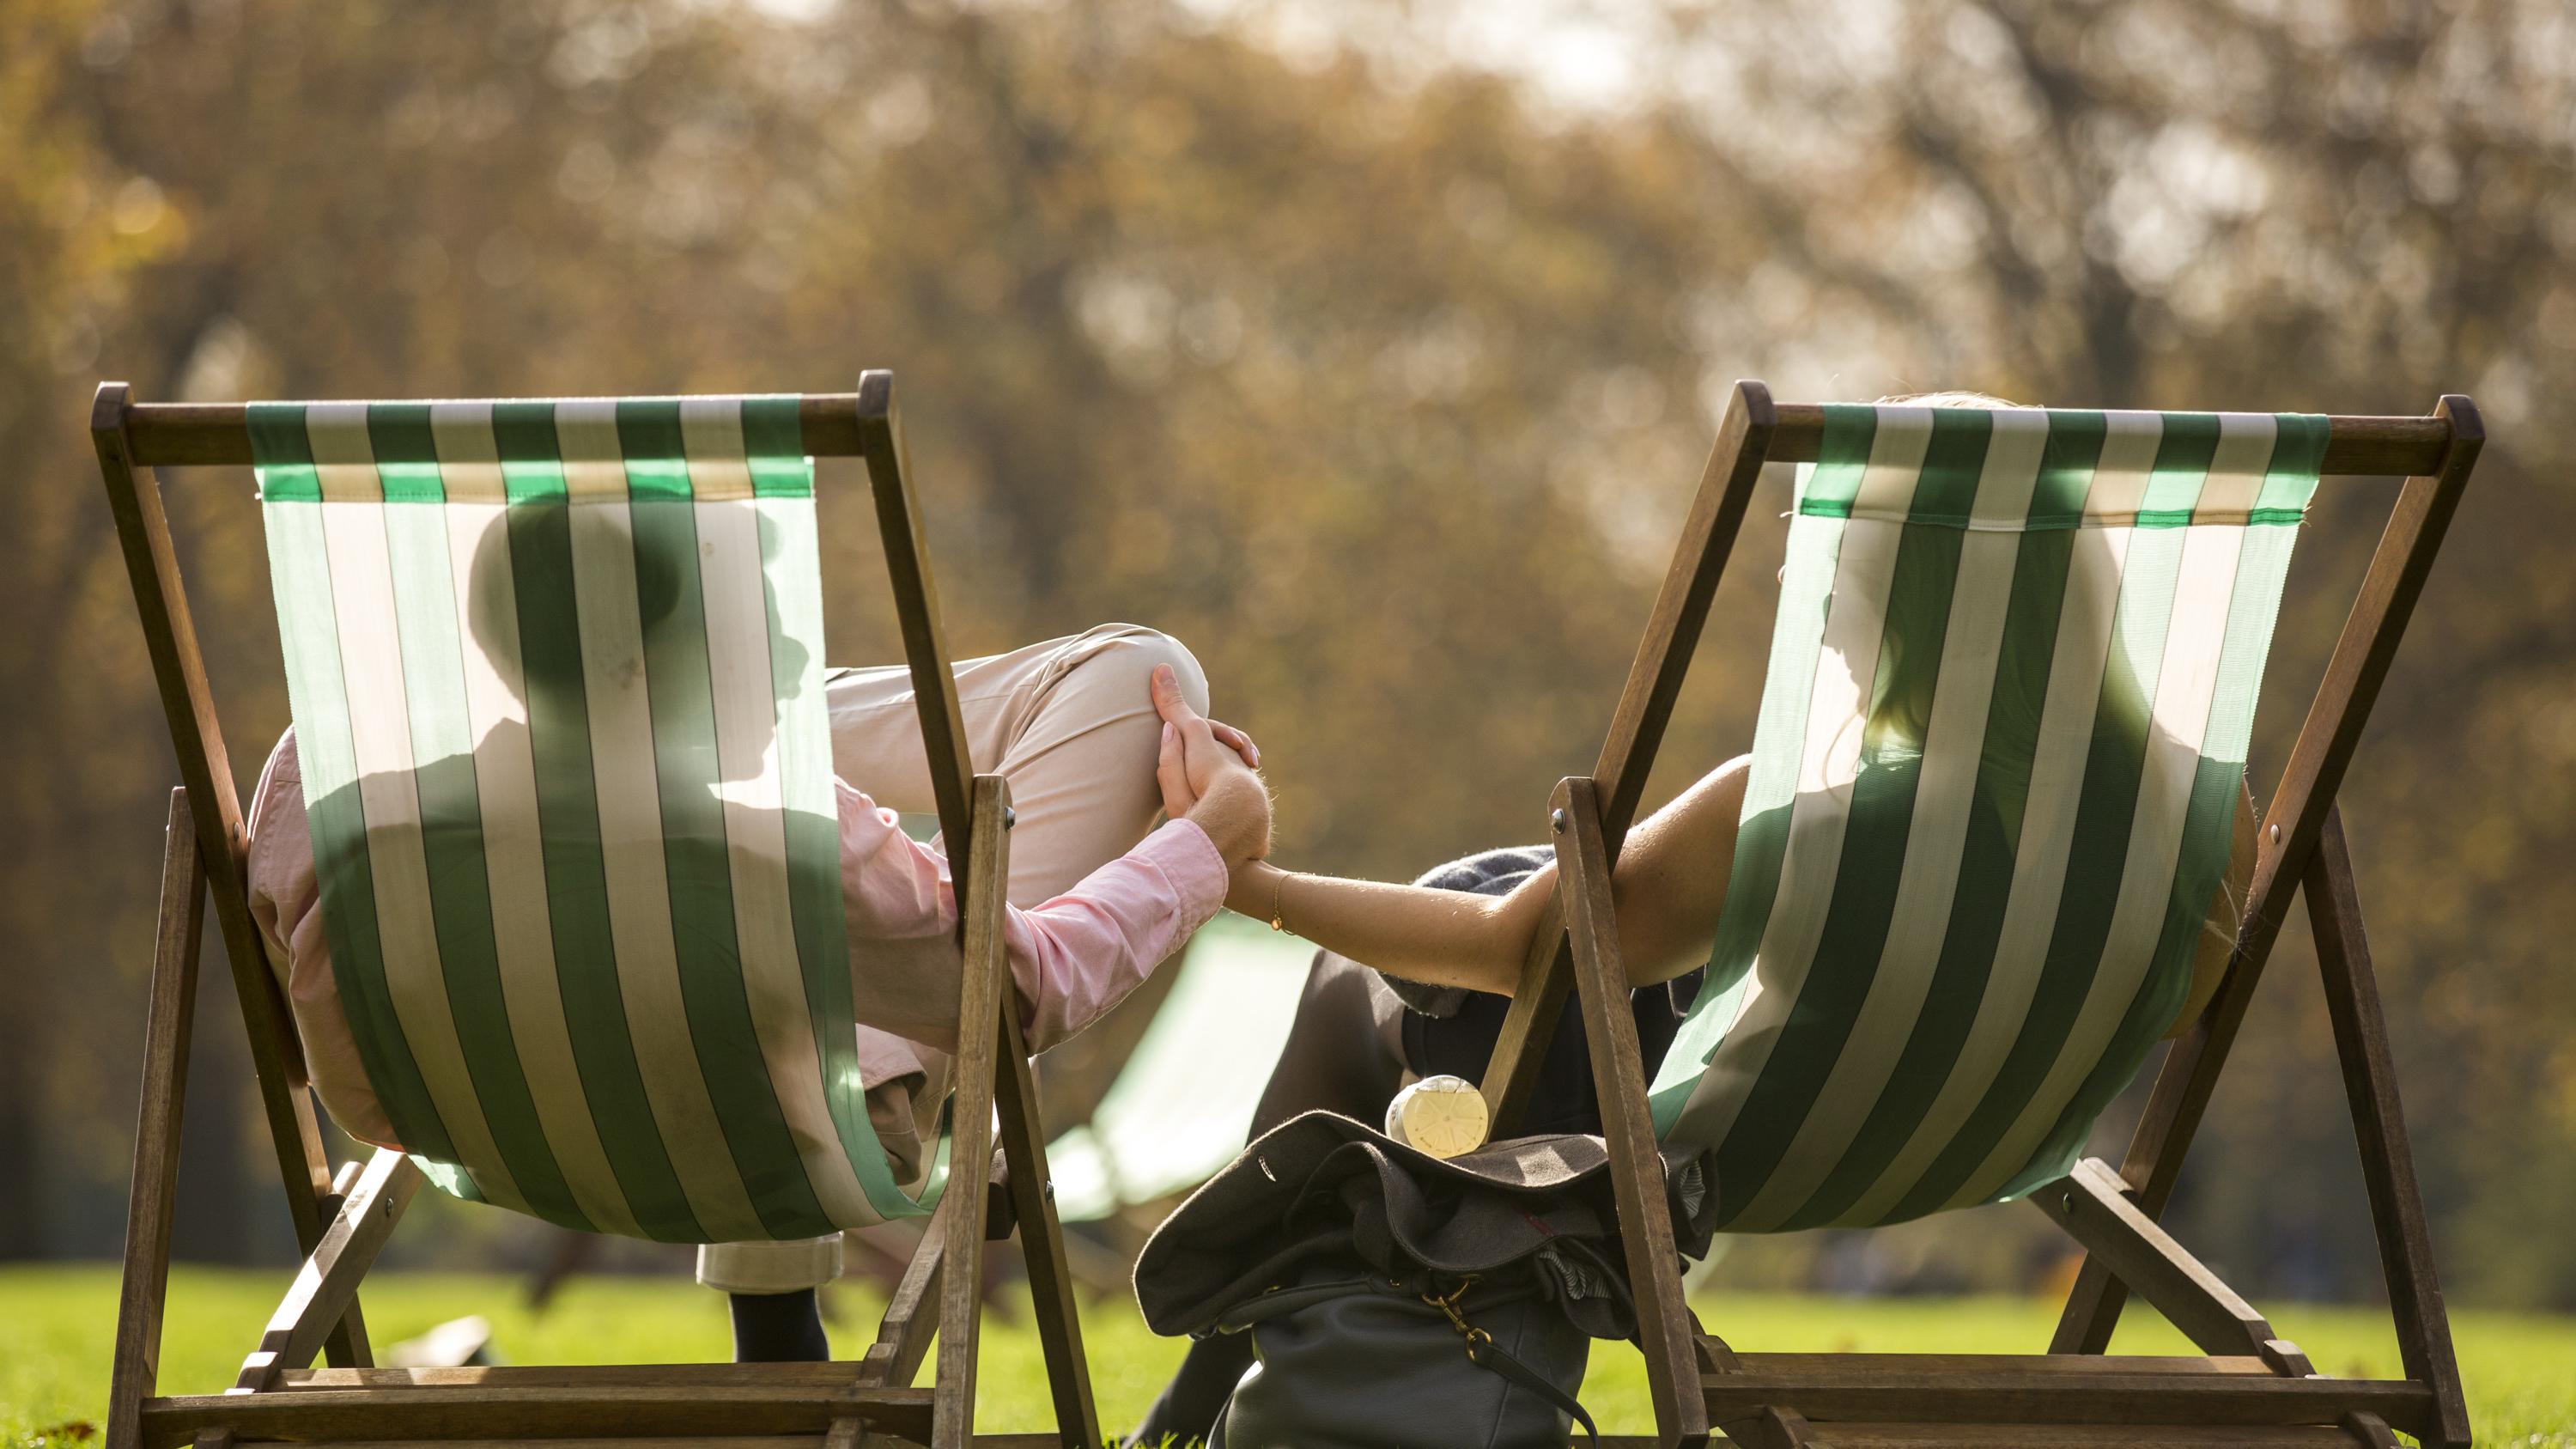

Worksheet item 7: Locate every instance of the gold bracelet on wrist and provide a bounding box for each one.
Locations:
[1268,870,1290,935]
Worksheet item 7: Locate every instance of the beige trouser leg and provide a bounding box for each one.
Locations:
[696,623,1208,1295]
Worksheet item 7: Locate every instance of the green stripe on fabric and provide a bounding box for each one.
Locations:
[1871,408,1992,526]
[2025,414,2108,530]
[622,422,833,1237]
[373,446,592,1231]
[1888,514,2196,1221]
[1704,409,1990,1221]
[759,493,914,1219]
[1997,490,2312,1202]
[1795,405,1880,515]
[499,427,709,1244]
[367,405,446,498]
[250,404,322,502]
[617,399,696,502]
[743,396,811,498]
[257,498,461,1166]
[1648,505,1855,1134]
[2137,413,2220,518]
[1785,417,2104,1229]
[2254,414,2327,517]
[494,404,567,465]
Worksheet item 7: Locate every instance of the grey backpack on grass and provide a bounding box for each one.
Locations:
[1134,1111,1716,1448]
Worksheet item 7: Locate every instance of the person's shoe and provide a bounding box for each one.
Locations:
[728,1288,830,1362]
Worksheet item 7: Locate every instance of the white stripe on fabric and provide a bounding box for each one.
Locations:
[682,399,884,1228]
[1848,408,1935,515]
[2076,412,2166,524]
[1967,412,2052,527]
[2189,414,2281,524]
[759,493,845,819]
[428,403,641,1239]
[756,488,916,1221]
[554,399,767,1243]
[1723,411,2048,1231]
[1646,504,1852,1127]
[1947,518,2249,1208]
[1833,417,2158,1224]
[1664,412,1933,1153]
[306,405,523,1210]
[678,398,760,502]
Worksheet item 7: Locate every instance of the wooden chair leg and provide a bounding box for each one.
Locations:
[866,374,1099,1444]
[1555,777,1711,1449]
[94,387,367,1367]
[992,928,1103,1439]
[2306,813,2470,1449]
[929,778,1012,1449]
[1486,381,1777,1134]
[233,1148,422,1392]
[2056,394,2482,1356]
[859,1192,952,1389]
[108,790,209,1449]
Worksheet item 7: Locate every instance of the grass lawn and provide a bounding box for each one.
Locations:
[4,1264,2569,1445]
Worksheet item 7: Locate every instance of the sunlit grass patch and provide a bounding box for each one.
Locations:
[3,1266,2568,1445]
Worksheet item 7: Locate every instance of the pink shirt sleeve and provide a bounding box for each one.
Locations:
[829,780,1231,1056]
[246,730,1230,1163]
[246,737,406,1150]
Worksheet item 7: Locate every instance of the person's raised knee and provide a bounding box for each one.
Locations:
[1066,623,1208,715]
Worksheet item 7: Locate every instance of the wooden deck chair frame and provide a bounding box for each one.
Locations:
[94,372,1102,1449]
[1477,381,2481,1449]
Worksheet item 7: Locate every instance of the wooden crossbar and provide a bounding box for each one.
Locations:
[2029,1160,2312,1376]
[1690,1360,2433,1436]
[114,395,882,467]
[112,399,2461,477]
[1760,405,2452,476]
[137,1384,939,1449]
[234,1148,422,1392]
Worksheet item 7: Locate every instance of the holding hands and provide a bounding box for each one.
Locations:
[1150,664,1272,869]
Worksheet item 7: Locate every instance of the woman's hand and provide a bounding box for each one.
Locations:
[1151,664,1272,865]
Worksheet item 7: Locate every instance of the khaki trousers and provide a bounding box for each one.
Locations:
[696,623,1206,1294]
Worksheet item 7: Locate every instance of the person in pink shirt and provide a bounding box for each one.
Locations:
[247,623,1271,1360]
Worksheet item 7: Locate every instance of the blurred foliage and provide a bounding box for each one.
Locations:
[2,0,2572,1310]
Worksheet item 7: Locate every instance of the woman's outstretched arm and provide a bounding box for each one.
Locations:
[1145,666,1750,995]
[1227,859,1540,994]
[1221,758,1755,997]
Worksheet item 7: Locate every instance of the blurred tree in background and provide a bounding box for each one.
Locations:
[2,0,2570,1308]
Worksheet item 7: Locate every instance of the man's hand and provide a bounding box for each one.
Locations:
[1151,664,1271,865]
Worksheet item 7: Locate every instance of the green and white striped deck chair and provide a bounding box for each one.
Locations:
[94,374,1103,1449]
[1481,383,2482,1449]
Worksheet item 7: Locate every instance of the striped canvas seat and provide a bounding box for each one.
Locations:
[1649,404,2323,1233]
[253,397,928,1244]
